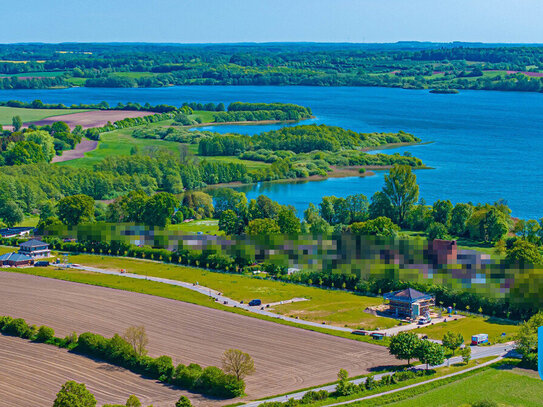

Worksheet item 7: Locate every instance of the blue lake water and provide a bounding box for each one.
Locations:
[1,86,542,218]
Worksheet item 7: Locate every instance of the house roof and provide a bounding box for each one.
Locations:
[0,252,33,262]
[383,288,433,303]
[19,239,49,248]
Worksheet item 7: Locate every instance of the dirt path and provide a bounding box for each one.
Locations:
[0,335,206,407]
[0,272,401,402]
[52,138,98,163]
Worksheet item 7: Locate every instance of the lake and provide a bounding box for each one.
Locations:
[1,86,542,218]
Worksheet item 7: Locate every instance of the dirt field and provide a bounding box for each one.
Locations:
[29,110,154,129]
[52,138,98,163]
[0,272,400,403]
[0,335,210,407]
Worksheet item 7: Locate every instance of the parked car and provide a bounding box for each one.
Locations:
[352,330,368,336]
[34,261,49,267]
[248,299,262,306]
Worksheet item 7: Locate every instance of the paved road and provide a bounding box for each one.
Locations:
[241,345,516,407]
[63,264,354,332]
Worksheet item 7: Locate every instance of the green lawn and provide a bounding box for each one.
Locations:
[384,367,543,407]
[63,253,396,330]
[0,107,90,126]
[110,71,156,79]
[190,110,217,123]
[167,219,222,235]
[416,315,519,344]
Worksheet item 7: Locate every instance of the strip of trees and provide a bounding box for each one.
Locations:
[0,316,251,399]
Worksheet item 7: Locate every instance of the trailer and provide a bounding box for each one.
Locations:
[471,333,489,345]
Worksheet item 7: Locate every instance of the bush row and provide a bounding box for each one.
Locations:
[0,316,244,399]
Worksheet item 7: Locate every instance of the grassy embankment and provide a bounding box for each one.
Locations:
[0,106,90,126]
[369,363,542,407]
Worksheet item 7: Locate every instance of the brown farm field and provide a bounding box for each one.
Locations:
[0,272,400,403]
[28,110,154,129]
[0,335,196,407]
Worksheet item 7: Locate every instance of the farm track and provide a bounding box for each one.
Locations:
[0,335,203,407]
[0,272,401,403]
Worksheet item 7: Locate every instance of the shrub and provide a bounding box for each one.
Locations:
[145,355,174,381]
[2,318,33,338]
[175,396,192,407]
[36,325,55,342]
[173,363,203,388]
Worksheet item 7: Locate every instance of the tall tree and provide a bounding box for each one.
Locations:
[0,200,24,227]
[12,115,22,131]
[57,194,95,225]
[388,332,420,365]
[142,192,178,227]
[221,349,256,381]
[53,381,96,407]
[381,165,419,226]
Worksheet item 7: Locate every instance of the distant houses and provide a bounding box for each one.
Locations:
[0,238,51,267]
[0,227,34,239]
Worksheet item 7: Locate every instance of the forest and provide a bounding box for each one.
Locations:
[0,43,542,92]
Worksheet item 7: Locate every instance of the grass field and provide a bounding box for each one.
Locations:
[58,120,181,168]
[416,315,519,344]
[0,107,90,126]
[383,366,543,407]
[167,219,222,235]
[0,71,66,78]
[58,118,269,170]
[60,253,396,330]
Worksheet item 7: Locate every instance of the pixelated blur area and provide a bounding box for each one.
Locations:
[39,223,543,320]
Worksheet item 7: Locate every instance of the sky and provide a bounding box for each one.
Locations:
[2,0,543,44]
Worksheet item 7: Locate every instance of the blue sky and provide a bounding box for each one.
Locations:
[3,0,542,43]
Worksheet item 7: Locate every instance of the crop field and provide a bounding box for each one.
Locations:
[65,253,397,330]
[0,335,192,407]
[0,272,401,400]
[29,109,154,129]
[0,106,90,126]
[416,315,519,344]
[382,366,543,407]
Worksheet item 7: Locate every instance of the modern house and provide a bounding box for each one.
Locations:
[18,239,51,259]
[0,252,33,267]
[383,288,435,319]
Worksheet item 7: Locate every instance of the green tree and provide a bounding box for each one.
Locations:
[506,239,543,265]
[277,207,301,234]
[426,222,449,240]
[0,200,24,227]
[335,368,356,396]
[416,340,445,369]
[515,311,543,369]
[12,115,22,131]
[432,200,453,226]
[442,331,464,357]
[25,130,56,162]
[221,348,256,381]
[142,192,178,227]
[246,218,281,235]
[485,208,508,243]
[53,381,96,407]
[449,203,473,236]
[368,191,393,220]
[219,209,243,235]
[388,332,421,365]
[303,203,330,234]
[125,395,141,407]
[461,346,472,364]
[349,216,399,237]
[381,165,419,226]
[57,194,95,225]
[175,396,192,407]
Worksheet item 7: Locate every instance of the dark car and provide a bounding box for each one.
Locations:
[248,299,262,306]
[34,261,50,267]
